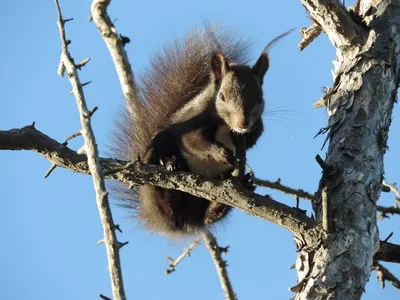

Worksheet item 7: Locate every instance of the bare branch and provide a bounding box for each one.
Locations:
[373,261,400,290]
[90,0,139,118]
[202,229,236,300]
[4,126,400,265]
[253,177,316,201]
[377,205,400,218]
[300,0,367,48]
[53,1,125,299]
[299,23,322,51]
[165,237,201,274]
[0,126,320,245]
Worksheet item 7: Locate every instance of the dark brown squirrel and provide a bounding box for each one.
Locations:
[113,28,291,237]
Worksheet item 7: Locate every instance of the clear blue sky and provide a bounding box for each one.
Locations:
[1,0,399,299]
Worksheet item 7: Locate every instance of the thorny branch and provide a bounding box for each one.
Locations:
[165,237,201,274]
[0,125,319,242]
[1,126,400,264]
[54,1,126,299]
[373,261,400,290]
[202,229,236,300]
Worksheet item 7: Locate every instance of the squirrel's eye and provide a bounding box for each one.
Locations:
[219,92,225,101]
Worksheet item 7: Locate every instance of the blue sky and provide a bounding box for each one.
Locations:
[1,0,399,299]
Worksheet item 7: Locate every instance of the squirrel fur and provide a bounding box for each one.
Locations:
[114,27,288,237]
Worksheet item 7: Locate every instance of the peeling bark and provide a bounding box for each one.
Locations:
[295,1,399,299]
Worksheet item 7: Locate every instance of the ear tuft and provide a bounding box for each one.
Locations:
[211,52,230,83]
[252,52,269,85]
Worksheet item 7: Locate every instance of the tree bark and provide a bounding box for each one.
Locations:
[295,1,400,299]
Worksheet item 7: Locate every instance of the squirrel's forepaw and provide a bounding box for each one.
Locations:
[242,172,256,191]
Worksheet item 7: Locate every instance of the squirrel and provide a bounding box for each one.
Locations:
[114,27,290,237]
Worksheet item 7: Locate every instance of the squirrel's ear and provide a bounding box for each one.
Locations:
[211,52,230,83]
[252,52,269,85]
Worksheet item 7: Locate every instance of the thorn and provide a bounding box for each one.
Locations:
[99,294,112,300]
[76,58,90,70]
[89,106,98,117]
[383,232,394,242]
[82,81,92,87]
[114,224,123,233]
[315,155,330,172]
[66,40,71,46]
[166,257,174,264]
[97,239,105,245]
[44,164,57,178]
[119,241,129,249]
[63,18,73,24]
[120,34,130,46]
[218,246,230,254]
[29,121,36,129]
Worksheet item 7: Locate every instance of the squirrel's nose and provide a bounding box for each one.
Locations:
[236,117,249,129]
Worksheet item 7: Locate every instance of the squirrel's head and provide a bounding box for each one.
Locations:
[211,52,268,134]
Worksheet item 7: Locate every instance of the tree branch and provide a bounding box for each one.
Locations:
[0,126,319,244]
[377,205,400,218]
[90,0,139,118]
[375,241,400,264]
[202,229,236,300]
[300,0,367,49]
[165,237,201,274]
[3,126,400,265]
[299,23,322,51]
[373,261,400,290]
[54,1,126,299]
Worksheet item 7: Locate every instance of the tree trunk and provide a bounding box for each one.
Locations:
[295,1,400,299]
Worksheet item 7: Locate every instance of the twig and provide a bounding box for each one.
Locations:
[64,130,82,143]
[299,23,322,51]
[44,164,57,178]
[54,1,126,299]
[377,205,400,218]
[202,229,236,300]
[373,261,400,290]
[383,181,400,201]
[165,237,201,274]
[253,177,316,201]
